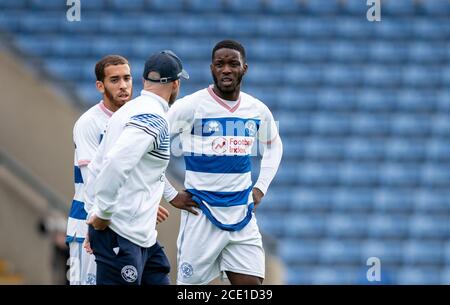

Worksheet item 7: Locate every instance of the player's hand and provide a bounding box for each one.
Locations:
[86,214,110,231]
[157,205,170,224]
[83,233,93,254]
[169,190,199,215]
[252,188,264,212]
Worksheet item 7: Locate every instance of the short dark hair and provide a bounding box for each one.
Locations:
[95,55,129,82]
[212,40,246,63]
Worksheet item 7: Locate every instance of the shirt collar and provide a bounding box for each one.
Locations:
[140,90,170,112]
[98,100,113,117]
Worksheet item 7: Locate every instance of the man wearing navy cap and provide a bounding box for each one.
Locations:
[84,50,196,285]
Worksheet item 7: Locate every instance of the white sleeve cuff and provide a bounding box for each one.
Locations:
[163,178,178,203]
[93,206,113,220]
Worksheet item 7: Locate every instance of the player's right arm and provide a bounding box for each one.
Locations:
[167,96,196,136]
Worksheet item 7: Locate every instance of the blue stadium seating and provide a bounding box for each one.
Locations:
[291,188,332,211]
[421,0,450,16]
[362,240,403,264]
[318,239,362,264]
[397,267,442,285]
[402,240,443,265]
[409,215,449,239]
[373,189,414,213]
[325,213,368,238]
[332,188,374,212]
[367,214,409,239]
[339,162,379,187]
[414,190,450,214]
[278,239,319,265]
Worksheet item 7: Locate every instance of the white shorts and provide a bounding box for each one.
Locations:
[68,241,97,285]
[176,209,265,285]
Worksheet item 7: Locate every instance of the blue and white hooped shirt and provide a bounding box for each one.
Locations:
[66,101,112,243]
[168,86,279,231]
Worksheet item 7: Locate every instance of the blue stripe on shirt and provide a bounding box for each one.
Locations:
[184,155,251,174]
[191,195,254,232]
[191,117,260,137]
[68,200,87,220]
[187,187,252,207]
[74,166,83,184]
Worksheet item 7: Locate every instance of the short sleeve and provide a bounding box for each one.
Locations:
[74,117,102,167]
[257,104,279,144]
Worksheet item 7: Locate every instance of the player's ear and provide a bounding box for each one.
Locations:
[96,80,105,94]
[242,62,248,75]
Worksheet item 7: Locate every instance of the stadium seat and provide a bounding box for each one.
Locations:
[421,0,450,16]
[432,115,450,137]
[188,0,224,12]
[384,139,426,162]
[373,189,414,213]
[218,17,260,37]
[290,41,329,62]
[345,137,385,161]
[295,17,336,38]
[277,112,311,136]
[284,266,315,284]
[409,215,449,239]
[277,88,317,111]
[0,0,26,9]
[303,137,346,161]
[369,41,408,63]
[30,0,66,10]
[278,239,319,265]
[408,42,447,64]
[396,267,442,285]
[318,239,362,264]
[425,138,450,162]
[264,0,301,14]
[367,214,409,239]
[390,114,431,137]
[226,0,264,13]
[149,0,185,11]
[285,214,326,238]
[382,0,416,15]
[441,268,450,285]
[257,213,286,237]
[20,13,65,33]
[413,18,449,40]
[414,190,450,214]
[297,162,340,186]
[402,65,441,88]
[177,15,219,35]
[342,0,369,14]
[402,240,443,265]
[258,16,297,38]
[336,17,374,39]
[362,240,403,265]
[323,64,362,87]
[110,0,147,10]
[285,64,322,85]
[325,213,368,238]
[14,35,52,57]
[291,188,332,211]
[78,0,104,10]
[374,19,412,39]
[351,114,391,137]
[311,113,352,136]
[396,89,436,113]
[332,188,374,212]
[304,0,340,14]
[310,266,361,285]
[52,37,93,57]
[329,41,369,63]
[339,162,379,187]
[356,89,397,112]
[436,90,450,113]
[316,88,357,112]
[421,164,450,188]
[363,65,401,88]
[379,163,421,188]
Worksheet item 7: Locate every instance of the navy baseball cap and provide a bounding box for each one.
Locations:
[143,50,189,83]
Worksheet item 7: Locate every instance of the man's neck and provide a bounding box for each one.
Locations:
[102,98,119,112]
[212,85,240,101]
